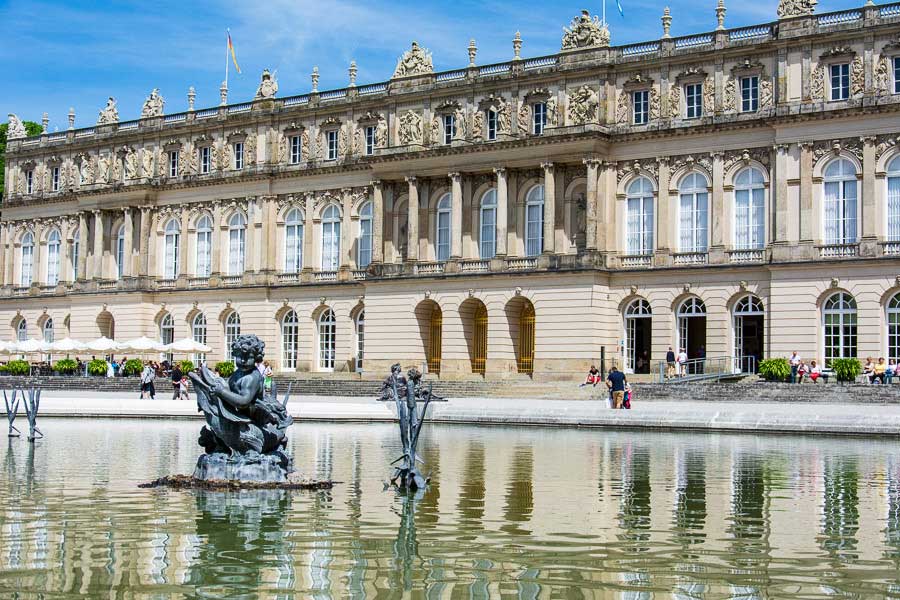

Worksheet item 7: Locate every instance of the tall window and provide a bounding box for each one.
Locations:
[168,151,179,177]
[443,114,455,144]
[159,313,174,346]
[225,311,241,354]
[42,318,54,344]
[192,313,207,365]
[889,293,900,362]
[72,229,80,280]
[47,229,61,286]
[678,173,709,252]
[318,309,336,371]
[894,57,900,95]
[887,156,900,241]
[281,310,299,370]
[355,310,365,372]
[741,76,759,112]
[289,135,301,164]
[823,158,858,245]
[734,167,766,249]
[532,102,546,135]
[685,83,702,119]
[16,319,27,342]
[830,63,850,101]
[284,208,304,273]
[199,146,211,174]
[626,177,654,255]
[326,130,338,160]
[823,292,857,365]
[196,215,212,277]
[633,90,649,125]
[364,126,375,155]
[51,166,60,192]
[116,224,126,279]
[20,232,34,287]
[525,185,544,256]
[486,109,498,140]
[480,189,497,259]
[227,213,246,276]
[357,201,373,268]
[163,219,180,279]
[233,142,244,170]
[436,193,451,261]
[25,170,33,194]
[321,205,341,271]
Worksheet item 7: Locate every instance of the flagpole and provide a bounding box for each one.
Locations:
[225,29,230,88]
[602,0,606,25]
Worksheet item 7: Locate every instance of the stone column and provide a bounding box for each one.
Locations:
[2,224,11,286]
[862,136,877,240]
[211,202,223,275]
[78,212,88,280]
[494,168,508,256]
[711,152,725,250]
[656,158,671,252]
[33,221,44,285]
[406,176,419,262]
[0,224,8,286]
[773,145,789,244]
[92,210,103,280]
[179,207,189,277]
[341,188,352,268]
[583,158,600,251]
[449,172,463,258]
[799,142,813,243]
[122,207,133,277]
[371,180,384,263]
[303,193,315,271]
[541,162,556,253]
[263,195,277,272]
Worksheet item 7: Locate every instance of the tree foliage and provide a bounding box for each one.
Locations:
[1,120,43,196]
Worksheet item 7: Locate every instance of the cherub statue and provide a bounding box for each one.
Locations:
[255,69,278,99]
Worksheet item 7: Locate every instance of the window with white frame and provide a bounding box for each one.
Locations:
[355,310,365,372]
[532,102,546,135]
[47,229,61,286]
[678,172,709,252]
[72,229,80,280]
[888,155,900,241]
[233,142,244,170]
[289,135,302,164]
[823,158,858,245]
[486,109,498,140]
[163,219,180,279]
[894,57,900,95]
[227,213,246,276]
[625,177,654,255]
[116,224,125,279]
[443,114,455,145]
[823,291,857,365]
[632,90,649,125]
[51,166,60,192]
[357,201,373,268]
[436,193,451,261]
[25,169,33,194]
[889,293,900,362]
[16,319,27,342]
[318,309,336,371]
[168,151,179,177]
[199,146,211,174]
[284,208,304,273]
[326,130,338,160]
[734,167,766,249]
[159,313,174,362]
[685,83,703,119]
[480,189,497,259]
[830,63,850,101]
[20,232,34,287]
[740,76,759,112]
[525,185,544,256]
[195,215,212,277]
[43,318,54,344]
[281,310,298,370]
[225,311,241,355]
[192,312,207,365]
[364,126,375,155]
[321,204,341,271]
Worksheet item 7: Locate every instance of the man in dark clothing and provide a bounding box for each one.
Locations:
[606,366,627,409]
[665,347,676,379]
[171,364,183,400]
[697,345,706,374]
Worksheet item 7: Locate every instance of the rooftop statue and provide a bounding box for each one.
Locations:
[97,97,119,125]
[7,114,26,139]
[141,88,165,118]
[561,10,610,50]
[255,69,278,99]
[778,0,817,18]
[393,41,434,79]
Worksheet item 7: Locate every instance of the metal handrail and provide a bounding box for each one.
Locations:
[656,355,756,383]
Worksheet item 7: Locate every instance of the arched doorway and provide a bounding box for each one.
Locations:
[281,310,299,371]
[159,313,174,363]
[506,297,535,376]
[415,300,442,375]
[624,299,652,374]
[733,295,764,373]
[354,309,365,373]
[676,297,706,374]
[97,311,115,340]
[318,308,336,372]
[460,299,488,376]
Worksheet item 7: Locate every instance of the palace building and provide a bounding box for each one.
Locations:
[4,0,900,379]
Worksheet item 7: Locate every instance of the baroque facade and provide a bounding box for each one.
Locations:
[5,1,900,378]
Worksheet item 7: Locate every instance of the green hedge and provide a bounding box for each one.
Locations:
[53,358,78,374]
[123,358,143,377]
[214,361,236,377]
[830,357,861,382]
[4,360,30,376]
[88,358,108,376]
[758,358,790,382]
[178,360,195,374]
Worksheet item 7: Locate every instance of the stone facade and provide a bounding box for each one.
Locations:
[5,3,900,379]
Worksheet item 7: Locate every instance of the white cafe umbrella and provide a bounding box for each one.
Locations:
[85,337,123,352]
[163,337,212,354]
[49,337,87,353]
[16,338,52,354]
[121,336,167,353]
[0,340,19,354]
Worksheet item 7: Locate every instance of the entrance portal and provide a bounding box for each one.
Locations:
[733,295,764,373]
[676,297,707,374]
[624,299,652,374]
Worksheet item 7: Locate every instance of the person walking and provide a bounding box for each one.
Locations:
[665,347,676,379]
[606,366,628,409]
[677,348,688,377]
[171,363,183,400]
[789,351,801,383]
[140,362,156,400]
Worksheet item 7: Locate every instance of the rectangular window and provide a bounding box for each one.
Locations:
[25,170,33,194]
[168,151,179,177]
[358,219,372,268]
[685,83,702,119]
[486,110,498,140]
[830,63,850,101]
[894,57,900,94]
[199,146,210,174]
[327,130,338,160]
[525,203,544,256]
[741,76,759,112]
[824,179,858,244]
[532,102,546,135]
[443,114,455,145]
[734,188,765,249]
[233,142,244,170]
[632,90,649,125]
[51,167,59,192]
[364,126,375,155]
[289,135,301,164]
[436,211,451,261]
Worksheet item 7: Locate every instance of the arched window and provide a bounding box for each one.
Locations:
[321,204,341,271]
[887,156,900,241]
[734,167,765,250]
[355,310,365,373]
[163,220,180,279]
[225,311,241,354]
[318,309,336,371]
[888,293,900,361]
[16,319,27,342]
[195,215,212,277]
[436,193,451,261]
[358,201,373,268]
[823,158,858,245]
[823,292,857,365]
[47,229,61,286]
[192,312,207,365]
[284,208,304,273]
[160,313,175,362]
[678,173,708,253]
[625,177,654,255]
[42,318,54,343]
[624,298,652,373]
[116,224,126,279]
[228,213,246,276]
[72,229,80,281]
[480,189,497,259]
[281,310,299,370]
[20,232,34,287]
[525,185,544,257]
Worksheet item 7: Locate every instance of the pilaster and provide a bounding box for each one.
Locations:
[78,212,88,280]
[862,136,877,241]
[494,168,508,256]
[583,158,600,251]
[122,207,134,277]
[541,162,555,254]
[799,142,813,243]
[92,210,103,280]
[449,172,463,259]
[406,176,420,262]
[371,180,384,263]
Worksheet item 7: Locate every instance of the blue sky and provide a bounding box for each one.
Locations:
[0,0,862,129]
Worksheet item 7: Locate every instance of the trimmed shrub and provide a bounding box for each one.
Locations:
[830,357,861,383]
[758,357,790,382]
[123,358,143,377]
[53,358,78,375]
[88,358,108,376]
[5,360,30,376]
[178,360,195,374]
[214,361,235,378]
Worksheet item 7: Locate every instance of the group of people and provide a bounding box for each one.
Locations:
[788,352,829,383]
[580,365,632,409]
[862,357,896,385]
[138,358,275,401]
[664,347,704,378]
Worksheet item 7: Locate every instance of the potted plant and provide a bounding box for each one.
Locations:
[178,359,195,374]
[88,358,109,376]
[123,358,143,377]
[5,360,30,376]
[830,357,861,384]
[214,361,236,378]
[758,357,790,382]
[53,358,78,375]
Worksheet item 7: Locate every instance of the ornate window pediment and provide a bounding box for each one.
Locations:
[820,46,856,60]
[227,130,248,143]
[162,139,182,152]
[731,58,766,75]
[675,66,708,83]
[357,111,383,125]
[46,155,62,167]
[434,99,461,115]
[283,121,305,135]
[320,116,342,130]
[194,133,214,147]
[525,87,551,103]
[622,73,655,91]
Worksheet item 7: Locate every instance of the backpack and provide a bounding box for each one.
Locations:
[623,390,632,409]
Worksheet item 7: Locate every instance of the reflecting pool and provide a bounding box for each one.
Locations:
[2,420,900,598]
